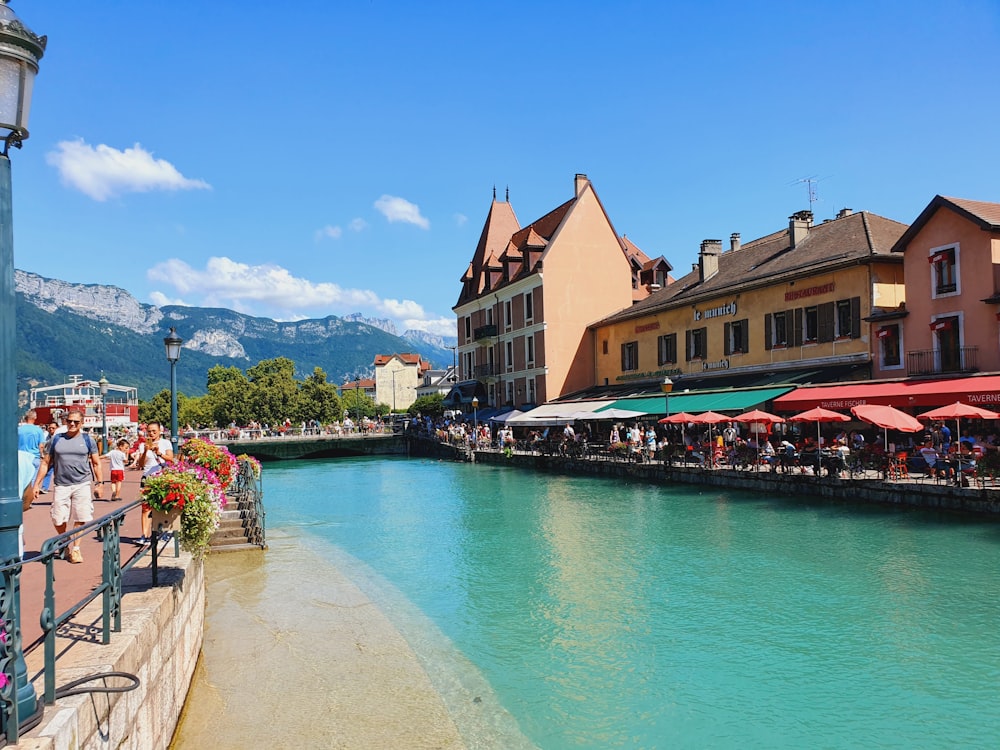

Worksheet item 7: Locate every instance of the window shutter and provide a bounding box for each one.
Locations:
[850,297,861,339]
[741,319,749,353]
[764,314,773,351]
[793,308,803,347]
[621,344,627,371]
[700,327,708,358]
[724,322,732,356]
[685,330,692,361]
[818,302,834,343]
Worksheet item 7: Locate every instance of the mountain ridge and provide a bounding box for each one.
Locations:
[15,270,457,401]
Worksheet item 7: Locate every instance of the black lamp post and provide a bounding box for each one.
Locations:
[99,374,109,452]
[472,396,479,447]
[163,328,183,455]
[661,376,673,464]
[0,1,45,738]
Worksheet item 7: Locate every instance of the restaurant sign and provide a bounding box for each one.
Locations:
[702,359,730,371]
[693,301,737,321]
[785,282,835,302]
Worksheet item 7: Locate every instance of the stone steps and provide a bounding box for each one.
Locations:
[208,500,264,551]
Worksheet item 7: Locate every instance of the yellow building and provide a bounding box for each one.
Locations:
[591,209,907,404]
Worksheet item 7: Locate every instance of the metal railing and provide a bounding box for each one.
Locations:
[0,458,263,741]
[473,324,497,342]
[229,461,266,549]
[0,499,169,742]
[906,346,978,375]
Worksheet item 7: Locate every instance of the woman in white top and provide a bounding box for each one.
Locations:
[135,422,175,545]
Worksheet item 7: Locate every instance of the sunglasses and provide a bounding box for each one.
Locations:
[66,419,82,425]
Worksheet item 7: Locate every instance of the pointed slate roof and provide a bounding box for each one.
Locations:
[890,195,1000,253]
[594,209,907,327]
[457,198,520,292]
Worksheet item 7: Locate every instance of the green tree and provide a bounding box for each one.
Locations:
[204,367,253,427]
[408,393,445,418]
[247,357,300,426]
[341,387,376,420]
[297,367,341,424]
[139,389,172,425]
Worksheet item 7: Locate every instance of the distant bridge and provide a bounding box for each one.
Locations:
[218,433,408,461]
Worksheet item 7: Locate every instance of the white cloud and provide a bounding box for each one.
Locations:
[374,195,430,229]
[147,257,379,312]
[147,256,456,338]
[349,218,368,232]
[148,290,190,307]
[401,316,456,337]
[454,213,468,226]
[315,224,342,241]
[46,139,211,201]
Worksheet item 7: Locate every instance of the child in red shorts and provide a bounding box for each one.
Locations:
[107,438,130,500]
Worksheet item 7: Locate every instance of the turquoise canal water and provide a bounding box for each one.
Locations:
[249,458,1000,748]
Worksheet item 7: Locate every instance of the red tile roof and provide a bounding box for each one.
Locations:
[891,195,1000,253]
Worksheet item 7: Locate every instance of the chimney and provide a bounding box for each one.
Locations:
[574,173,589,197]
[836,207,853,219]
[789,210,813,248]
[699,239,722,282]
[730,232,741,252]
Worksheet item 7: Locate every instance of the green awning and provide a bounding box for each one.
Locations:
[596,386,794,416]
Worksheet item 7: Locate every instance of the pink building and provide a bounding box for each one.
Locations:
[451,174,668,410]
[887,196,1000,378]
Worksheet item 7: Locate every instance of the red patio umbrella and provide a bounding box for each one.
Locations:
[658,412,696,456]
[734,410,785,469]
[657,412,696,425]
[916,401,1000,450]
[851,403,923,450]
[787,406,850,449]
[688,411,730,466]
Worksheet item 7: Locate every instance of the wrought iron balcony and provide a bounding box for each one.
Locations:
[473,363,497,383]
[473,324,497,344]
[906,346,978,376]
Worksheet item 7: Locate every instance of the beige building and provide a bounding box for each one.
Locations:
[452,174,667,410]
[591,209,908,403]
[374,353,429,412]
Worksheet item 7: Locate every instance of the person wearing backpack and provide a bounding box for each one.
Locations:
[30,409,102,564]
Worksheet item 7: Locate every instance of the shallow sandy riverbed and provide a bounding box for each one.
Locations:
[170,533,467,749]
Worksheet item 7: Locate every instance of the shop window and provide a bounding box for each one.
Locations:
[931,247,958,297]
[621,341,639,371]
[685,327,707,360]
[804,306,818,342]
[658,333,677,365]
[878,324,901,368]
[724,319,749,355]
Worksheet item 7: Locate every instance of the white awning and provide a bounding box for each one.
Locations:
[506,400,616,427]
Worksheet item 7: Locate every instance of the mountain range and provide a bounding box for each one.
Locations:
[14,270,457,401]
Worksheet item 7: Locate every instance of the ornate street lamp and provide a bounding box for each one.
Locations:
[472,396,479,447]
[661,377,674,465]
[0,1,45,738]
[163,327,183,455]
[99,374,109,452]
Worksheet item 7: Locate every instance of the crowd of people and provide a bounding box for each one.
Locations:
[405,410,1000,484]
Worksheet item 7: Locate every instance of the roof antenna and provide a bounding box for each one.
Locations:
[792,176,825,212]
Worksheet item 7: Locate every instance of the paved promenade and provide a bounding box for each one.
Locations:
[20,460,147,652]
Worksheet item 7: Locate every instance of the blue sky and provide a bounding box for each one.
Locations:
[10,0,1000,337]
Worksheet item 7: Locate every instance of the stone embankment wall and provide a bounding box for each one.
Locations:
[20,552,204,749]
[473,451,1000,515]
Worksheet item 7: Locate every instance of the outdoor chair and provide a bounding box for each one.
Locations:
[886,452,910,481]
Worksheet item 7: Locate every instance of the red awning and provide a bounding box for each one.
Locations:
[772,375,1000,412]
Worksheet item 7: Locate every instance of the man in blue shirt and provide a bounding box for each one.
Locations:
[18,409,46,473]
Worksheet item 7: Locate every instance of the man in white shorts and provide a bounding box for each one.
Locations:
[31,409,102,563]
